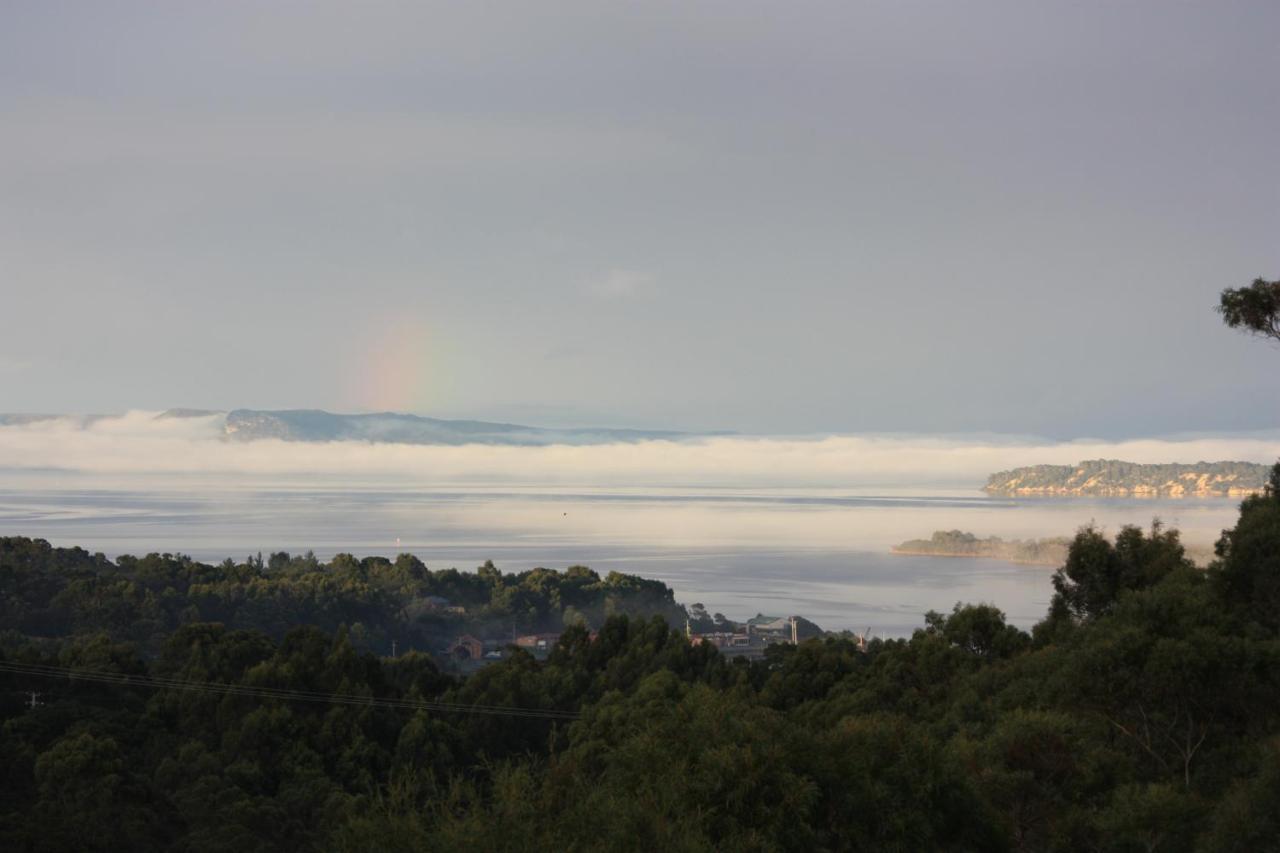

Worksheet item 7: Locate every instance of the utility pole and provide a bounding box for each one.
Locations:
[26,691,41,711]
[391,640,397,658]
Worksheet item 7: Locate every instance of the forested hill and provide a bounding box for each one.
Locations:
[218,409,693,445]
[984,458,1270,497]
[2,465,1279,850]
[0,541,687,655]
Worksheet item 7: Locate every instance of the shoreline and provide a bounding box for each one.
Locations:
[890,543,1216,568]
[889,548,1060,567]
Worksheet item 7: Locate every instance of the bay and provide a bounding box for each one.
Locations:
[0,474,1243,636]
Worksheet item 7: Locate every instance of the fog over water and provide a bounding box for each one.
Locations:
[1,414,1272,635]
[0,478,1246,637]
[2,411,1279,485]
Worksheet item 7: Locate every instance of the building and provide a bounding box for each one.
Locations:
[686,616,800,661]
[515,632,561,650]
[446,634,484,662]
[515,633,561,658]
[746,615,800,644]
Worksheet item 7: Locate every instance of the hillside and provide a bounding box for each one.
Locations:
[0,538,688,655]
[984,458,1270,497]
[0,409,696,446]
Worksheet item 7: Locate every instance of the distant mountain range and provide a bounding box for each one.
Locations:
[0,409,697,446]
[984,459,1270,498]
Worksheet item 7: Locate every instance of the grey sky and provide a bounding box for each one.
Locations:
[2,1,1277,438]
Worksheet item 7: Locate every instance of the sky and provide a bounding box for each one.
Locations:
[2,1,1277,438]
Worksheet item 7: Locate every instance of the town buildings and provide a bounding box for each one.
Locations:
[686,615,800,661]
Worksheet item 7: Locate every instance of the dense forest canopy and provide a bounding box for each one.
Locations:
[2,462,1279,851]
[0,542,687,657]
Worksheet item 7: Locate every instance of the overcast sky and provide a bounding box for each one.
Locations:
[2,1,1277,438]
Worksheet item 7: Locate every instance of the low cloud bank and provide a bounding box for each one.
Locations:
[1,412,1277,489]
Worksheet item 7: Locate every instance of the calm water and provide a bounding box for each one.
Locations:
[0,475,1244,636]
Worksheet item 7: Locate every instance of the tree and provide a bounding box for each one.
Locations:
[33,732,159,851]
[1218,277,1280,343]
[961,710,1086,851]
[1198,737,1280,853]
[1212,462,1280,631]
[925,603,1029,661]
[1056,566,1273,793]
[1050,522,1190,622]
[1095,783,1201,853]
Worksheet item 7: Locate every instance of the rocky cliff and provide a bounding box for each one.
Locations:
[983,459,1268,498]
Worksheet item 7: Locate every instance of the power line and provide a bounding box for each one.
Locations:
[0,660,579,721]
[0,660,578,720]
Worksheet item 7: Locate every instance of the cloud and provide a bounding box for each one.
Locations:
[0,412,1276,489]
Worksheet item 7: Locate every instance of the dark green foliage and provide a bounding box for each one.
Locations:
[0,539,687,655]
[3,491,1280,850]
[1218,277,1280,342]
[1211,463,1280,631]
[926,603,1030,661]
[1050,522,1191,622]
[1198,738,1280,852]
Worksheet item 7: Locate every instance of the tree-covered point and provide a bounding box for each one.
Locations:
[893,530,1072,565]
[2,462,1279,851]
[0,541,685,656]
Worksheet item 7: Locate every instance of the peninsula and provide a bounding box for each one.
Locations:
[892,530,1070,566]
[893,528,1216,567]
[983,459,1269,498]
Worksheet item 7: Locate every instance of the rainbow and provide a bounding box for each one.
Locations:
[344,314,449,413]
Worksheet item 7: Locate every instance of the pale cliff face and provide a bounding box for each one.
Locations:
[997,483,1261,498]
[985,460,1269,498]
